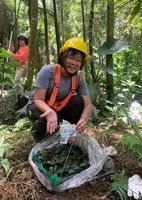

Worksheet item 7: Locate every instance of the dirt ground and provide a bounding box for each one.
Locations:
[0,123,140,200]
[0,92,141,200]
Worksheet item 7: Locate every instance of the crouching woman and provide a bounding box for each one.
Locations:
[27,37,93,142]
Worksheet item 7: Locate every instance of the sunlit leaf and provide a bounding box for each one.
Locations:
[0,48,12,58]
[0,159,11,174]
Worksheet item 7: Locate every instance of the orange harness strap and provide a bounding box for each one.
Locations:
[47,64,76,111]
[47,64,61,108]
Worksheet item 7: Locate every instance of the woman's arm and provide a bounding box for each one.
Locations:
[80,95,93,121]
[75,95,93,133]
[34,88,58,134]
[12,46,29,64]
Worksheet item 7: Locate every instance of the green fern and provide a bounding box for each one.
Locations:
[0,158,11,176]
[14,117,32,129]
[117,106,142,162]
[0,136,13,176]
[121,106,142,143]
[108,171,128,200]
[0,117,33,176]
[120,132,142,147]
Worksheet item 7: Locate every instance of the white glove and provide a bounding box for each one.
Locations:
[127,174,142,199]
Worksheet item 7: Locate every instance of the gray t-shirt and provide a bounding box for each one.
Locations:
[34,64,90,101]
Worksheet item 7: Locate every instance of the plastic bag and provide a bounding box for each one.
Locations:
[29,130,109,192]
[60,120,76,144]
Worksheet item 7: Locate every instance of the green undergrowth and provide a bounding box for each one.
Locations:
[0,117,33,176]
[108,171,128,200]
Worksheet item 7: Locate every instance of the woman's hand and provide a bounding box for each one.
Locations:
[75,95,93,133]
[75,117,87,133]
[40,109,58,134]
[34,88,58,134]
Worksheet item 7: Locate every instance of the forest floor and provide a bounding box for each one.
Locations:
[0,91,141,200]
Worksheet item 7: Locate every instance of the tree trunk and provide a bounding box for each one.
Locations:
[53,0,61,55]
[35,30,42,73]
[81,0,88,77]
[42,0,50,64]
[88,0,96,83]
[25,0,38,91]
[106,0,114,99]
[139,24,142,82]
[81,0,86,42]
[13,0,22,51]
[60,0,64,43]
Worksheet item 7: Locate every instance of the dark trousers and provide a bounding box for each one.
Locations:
[26,95,84,141]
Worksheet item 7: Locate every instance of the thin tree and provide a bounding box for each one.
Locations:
[52,0,61,55]
[81,0,86,42]
[140,24,142,80]
[88,0,96,83]
[81,0,88,77]
[13,0,22,51]
[25,0,38,90]
[60,0,64,43]
[106,0,114,99]
[42,0,50,64]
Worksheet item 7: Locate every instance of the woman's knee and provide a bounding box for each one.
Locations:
[70,95,84,109]
[26,103,42,120]
[31,118,47,142]
[59,95,84,124]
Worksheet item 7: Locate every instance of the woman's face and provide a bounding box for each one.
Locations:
[63,50,84,75]
[19,37,26,46]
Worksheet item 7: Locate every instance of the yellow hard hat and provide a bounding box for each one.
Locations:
[60,38,90,59]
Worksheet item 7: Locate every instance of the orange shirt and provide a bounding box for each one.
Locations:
[12,45,29,65]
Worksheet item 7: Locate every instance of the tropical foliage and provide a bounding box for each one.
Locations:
[0,0,142,199]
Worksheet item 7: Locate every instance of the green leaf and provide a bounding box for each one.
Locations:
[98,63,117,76]
[97,38,129,56]
[109,171,128,200]
[0,158,11,174]
[0,137,13,158]
[105,106,115,112]
[0,48,12,58]
[6,60,18,68]
[87,55,97,61]
[121,132,141,147]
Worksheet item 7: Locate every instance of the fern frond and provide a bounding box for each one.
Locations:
[108,171,128,200]
[118,132,142,161]
[120,132,142,147]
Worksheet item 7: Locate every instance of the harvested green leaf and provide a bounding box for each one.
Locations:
[35,143,90,179]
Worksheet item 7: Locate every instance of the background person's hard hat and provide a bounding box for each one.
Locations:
[17,33,28,40]
[17,33,28,45]
[60,38,90,59]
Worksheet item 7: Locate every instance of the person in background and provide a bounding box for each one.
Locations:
[12,33,29,83]
[27,37,93,142]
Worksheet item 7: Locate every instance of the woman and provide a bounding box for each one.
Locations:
[27,37,93,142]
[12,33,29,83]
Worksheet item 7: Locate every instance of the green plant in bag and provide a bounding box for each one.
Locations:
[33,143,90,185]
